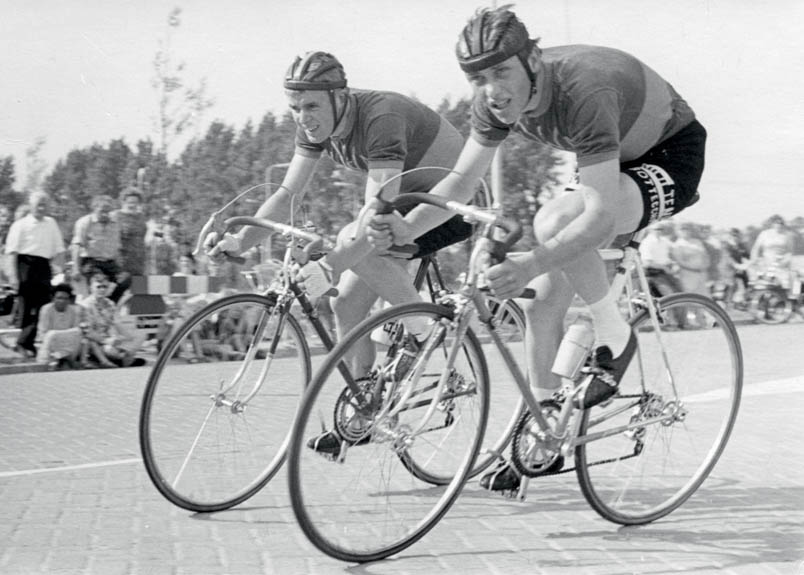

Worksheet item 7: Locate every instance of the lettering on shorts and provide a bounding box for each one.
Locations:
[628,163,677,225]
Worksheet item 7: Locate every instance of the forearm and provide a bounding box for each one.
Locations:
[404,138,497,238]
[236,188,294,251]
[71,245,82,268]
[403,175,477,238]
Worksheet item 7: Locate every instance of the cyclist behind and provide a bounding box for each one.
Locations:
[205,51,472,453]
[368,6,706,490]
[749,214,796,290]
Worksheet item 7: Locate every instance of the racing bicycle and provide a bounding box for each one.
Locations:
[286,193,743,563]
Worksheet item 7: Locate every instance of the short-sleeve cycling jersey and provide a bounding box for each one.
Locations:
[470,45,696,168]
[294,89,463,193]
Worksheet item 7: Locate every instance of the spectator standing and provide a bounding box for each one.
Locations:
[113,187,147,302]
[173,252,196,277]
[672,222,711,325]
[639,221,682,296]
[145,205,181,275]
[71,195,123,301]
[724,228,751,304]
[35,283,85,368]
[750,214,796,289]
[4,192,66,356]
[0,205,12,285]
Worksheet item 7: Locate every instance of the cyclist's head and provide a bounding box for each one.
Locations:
[767,214,785,227]
[284,51,348,143]
[456,5,540,124]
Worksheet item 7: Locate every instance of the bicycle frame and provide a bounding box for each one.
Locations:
[373,199,686,475]
[208,214,452,411]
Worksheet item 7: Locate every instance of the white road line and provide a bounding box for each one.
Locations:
[0,457,142,478]
[1,377,802,479]
[686,375,804,403]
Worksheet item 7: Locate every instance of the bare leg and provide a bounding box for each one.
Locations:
[520,271,575,400]
[331,271,379,375]
[330,223,424,376]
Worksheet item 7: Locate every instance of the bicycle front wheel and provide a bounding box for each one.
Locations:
[288,302,489,562]
[140,293,311,512]
[575,293,742,524]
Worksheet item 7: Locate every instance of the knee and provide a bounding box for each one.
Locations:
[329,284,365,318]
[336,222,358,246]
[532,202,577,245]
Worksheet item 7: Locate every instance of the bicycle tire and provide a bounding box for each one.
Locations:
[575,292,742,525]
[287,301,489,562]
[140,293,311,512]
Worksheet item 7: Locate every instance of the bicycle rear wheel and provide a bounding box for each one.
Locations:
[140,293,310,512]
[287,302,489,562]
[751,288,793,324]
[575,293,742,524]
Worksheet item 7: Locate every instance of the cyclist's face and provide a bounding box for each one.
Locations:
[286,90,335,143]
[466,55,532,124]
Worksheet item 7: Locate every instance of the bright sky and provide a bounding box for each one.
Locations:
[2,0,803,228]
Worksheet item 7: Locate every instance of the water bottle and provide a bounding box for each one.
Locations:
[551,317,595,380]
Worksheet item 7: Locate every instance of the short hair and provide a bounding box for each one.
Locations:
[121,186,143,202]
[53,283,74,297]
[29,191,50,205]
[91,195,114,210]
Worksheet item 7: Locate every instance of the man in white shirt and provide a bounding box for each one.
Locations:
[4,192,65,356]
[640,222,677,272]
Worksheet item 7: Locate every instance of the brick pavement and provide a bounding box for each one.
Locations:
[0,322,803,574]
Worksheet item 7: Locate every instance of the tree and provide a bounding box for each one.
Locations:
[152,7,214,157]
[0,156,24,212]
[23,137,49,194]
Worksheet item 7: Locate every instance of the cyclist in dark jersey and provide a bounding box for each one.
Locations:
[368,6,706,490]
[206,51,471,452]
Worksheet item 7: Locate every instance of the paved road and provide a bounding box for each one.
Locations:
[1,321,803,575]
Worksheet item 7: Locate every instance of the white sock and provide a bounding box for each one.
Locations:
[587,291,630,357]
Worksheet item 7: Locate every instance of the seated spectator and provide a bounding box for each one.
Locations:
[35,283,86,369]
[81,273,145,367]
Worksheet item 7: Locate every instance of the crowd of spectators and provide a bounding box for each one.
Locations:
[639,214,802,308]
[1,188,801,369]
[0,188,254,370]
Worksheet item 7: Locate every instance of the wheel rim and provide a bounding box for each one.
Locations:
[576,294,742,524]
[140,294,309,511]
[288,303,488,561]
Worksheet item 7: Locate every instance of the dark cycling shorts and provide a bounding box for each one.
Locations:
[392,194,474,258]
[621,119,707,230]
[411,215,473,258]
